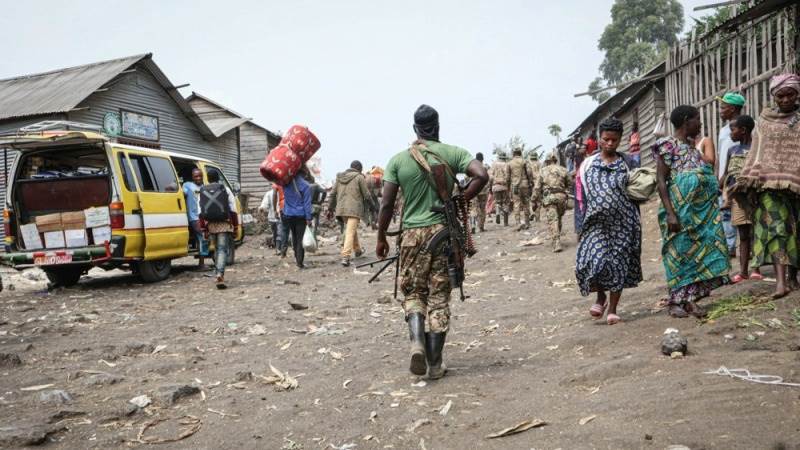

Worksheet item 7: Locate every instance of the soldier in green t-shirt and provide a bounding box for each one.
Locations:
[378,105,489,379]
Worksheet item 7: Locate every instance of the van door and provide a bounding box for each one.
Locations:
[126,152,189,260]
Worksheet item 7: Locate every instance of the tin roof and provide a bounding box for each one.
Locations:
[186,91,281,140]
[0,53,214,137]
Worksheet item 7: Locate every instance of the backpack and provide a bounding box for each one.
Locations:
[200,183,230,221]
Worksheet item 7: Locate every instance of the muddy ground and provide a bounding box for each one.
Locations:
[1,202,800,450]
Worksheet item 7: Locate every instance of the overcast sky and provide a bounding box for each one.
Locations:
[1,0,714,181]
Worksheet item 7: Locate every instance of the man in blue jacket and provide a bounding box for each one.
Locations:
[280,172,314,269]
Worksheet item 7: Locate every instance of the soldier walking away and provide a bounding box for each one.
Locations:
[471,152,490,233]
[199,170,238,289]
[508,148,534,230]
[539,152,570,253]
[490,151,511,226]
[377,104,488,379]
[329,160,374,266]
[527,151,542,223]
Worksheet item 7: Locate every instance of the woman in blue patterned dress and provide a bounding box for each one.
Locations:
[576,118,642,325]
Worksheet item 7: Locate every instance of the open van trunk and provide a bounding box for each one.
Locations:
[12,144,112,250]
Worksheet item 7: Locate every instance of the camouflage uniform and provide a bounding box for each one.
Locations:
[471,164,490,231]
[528,155,542,222]
[398,223,451,332]
[508,154,533,228]
[490,155,511,224]
[539,157,570,252]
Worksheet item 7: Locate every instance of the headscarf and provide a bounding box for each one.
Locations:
[769,73,800,96]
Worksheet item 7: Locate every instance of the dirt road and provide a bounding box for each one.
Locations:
[2,203,799,449]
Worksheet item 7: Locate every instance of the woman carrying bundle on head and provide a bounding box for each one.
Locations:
[575,118,642,325]
[653,105,730,319]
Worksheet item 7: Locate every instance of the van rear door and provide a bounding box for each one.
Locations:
[125,151,189,260]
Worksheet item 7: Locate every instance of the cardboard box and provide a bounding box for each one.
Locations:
[20,223,43,249]
[84,207,110,228]
[61,211,86,230]
[65,229,88,248]
[91,226,112,244]
[35,213,62,233]
[44,231,66,249]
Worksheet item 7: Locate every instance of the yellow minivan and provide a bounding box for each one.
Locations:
[0,125,244,286]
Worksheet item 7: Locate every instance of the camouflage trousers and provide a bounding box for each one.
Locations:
[493,190,510,215]
[543,193,567,246]
[530,193,541,222]
[472,194,487,230]
[399,224,451,333]
[512,187,531,225]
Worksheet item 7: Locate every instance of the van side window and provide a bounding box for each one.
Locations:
[129,155,156,191]
[118,154,137,192]
[147,156,179,193]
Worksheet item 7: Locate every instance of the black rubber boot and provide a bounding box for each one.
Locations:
[425,331,447,380]
[503,213,509,227]
[407,313,427,376]
[495,215,500,224]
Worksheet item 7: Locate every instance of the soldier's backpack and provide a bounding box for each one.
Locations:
[199,182,230,222]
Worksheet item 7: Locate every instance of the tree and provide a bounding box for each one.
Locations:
[547,124,562,145]
[507,135,526,153]
[586,0,684,101]
[588,77,612,103]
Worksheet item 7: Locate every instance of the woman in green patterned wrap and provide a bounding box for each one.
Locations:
[733,73,800,299]
[653,105,730,318]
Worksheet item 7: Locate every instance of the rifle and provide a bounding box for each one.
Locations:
[428,164,476,301]
[355,228,402,298]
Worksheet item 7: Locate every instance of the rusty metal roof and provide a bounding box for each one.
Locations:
[0,53,214,137]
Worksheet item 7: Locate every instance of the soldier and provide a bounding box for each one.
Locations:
[528,151,542,222]
[471,152,491,233]
[490,151,511,226]
[508,148,534,230]
[377,104,488,379]
[539,152,570,253]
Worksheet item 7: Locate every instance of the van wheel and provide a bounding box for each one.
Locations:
[44,267,84,287]
[137,259,172,283]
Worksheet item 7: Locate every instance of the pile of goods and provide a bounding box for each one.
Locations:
[259,125,321,185]
[19,207,111,250]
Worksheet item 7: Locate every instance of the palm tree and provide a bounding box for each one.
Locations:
[547,124,562,146]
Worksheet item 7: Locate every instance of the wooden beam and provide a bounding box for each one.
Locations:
[693,0,747,12]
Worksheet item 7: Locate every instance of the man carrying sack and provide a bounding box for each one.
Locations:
[377,105,488,379]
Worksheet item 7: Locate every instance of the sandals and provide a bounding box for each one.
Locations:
[606,313,621,325]
[749,272,764,281]
[684,301,707,318]
[731,273,746,284]
[589,302,606,318]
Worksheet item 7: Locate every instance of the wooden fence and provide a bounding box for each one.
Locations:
[665,2,798,140]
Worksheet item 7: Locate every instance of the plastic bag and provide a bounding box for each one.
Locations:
[302,226,318,253]
[653,113,667,138]
[626,167,658,203]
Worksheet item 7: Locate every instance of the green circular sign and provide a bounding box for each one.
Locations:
[103,112,121,136]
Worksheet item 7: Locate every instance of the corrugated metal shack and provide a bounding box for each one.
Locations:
[0,53,271,239]
[187,93,281,210]
[568,63,666,167]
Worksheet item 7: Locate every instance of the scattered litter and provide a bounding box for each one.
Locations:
[260,364,299,391]
[517,237,543,247]
[246,324,267,336]
[551,279,576,288]
[135,415,202,444]
[486,419,546,439]
[480,323,499,335]
[307,324,347,336]
[411,381,427,388]
[661,331,687,356]
[129,395,152,408]
[579,415,596,425]
[464,340,483,352]
[21,383,55,391]
[369,411,378,421]
[439,400,453,416]
[207,408,239,418]
[288,302,308,310]
[152,345,167,354]
[329,443,357,450]
[546,345,559,351]
[407,418,431,433]
[703,366,800,387]
[766,318,784,329]
[99,359,117,368]
[353,269,370,276]
[343,379,352,388]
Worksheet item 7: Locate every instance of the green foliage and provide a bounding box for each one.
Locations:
[686,6,732,39]
[507,135,527,152]
[704,295,775,322]
[589,77,612,103]
[596,0,684,85]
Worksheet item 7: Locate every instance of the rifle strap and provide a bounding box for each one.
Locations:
[408,140,456,202]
